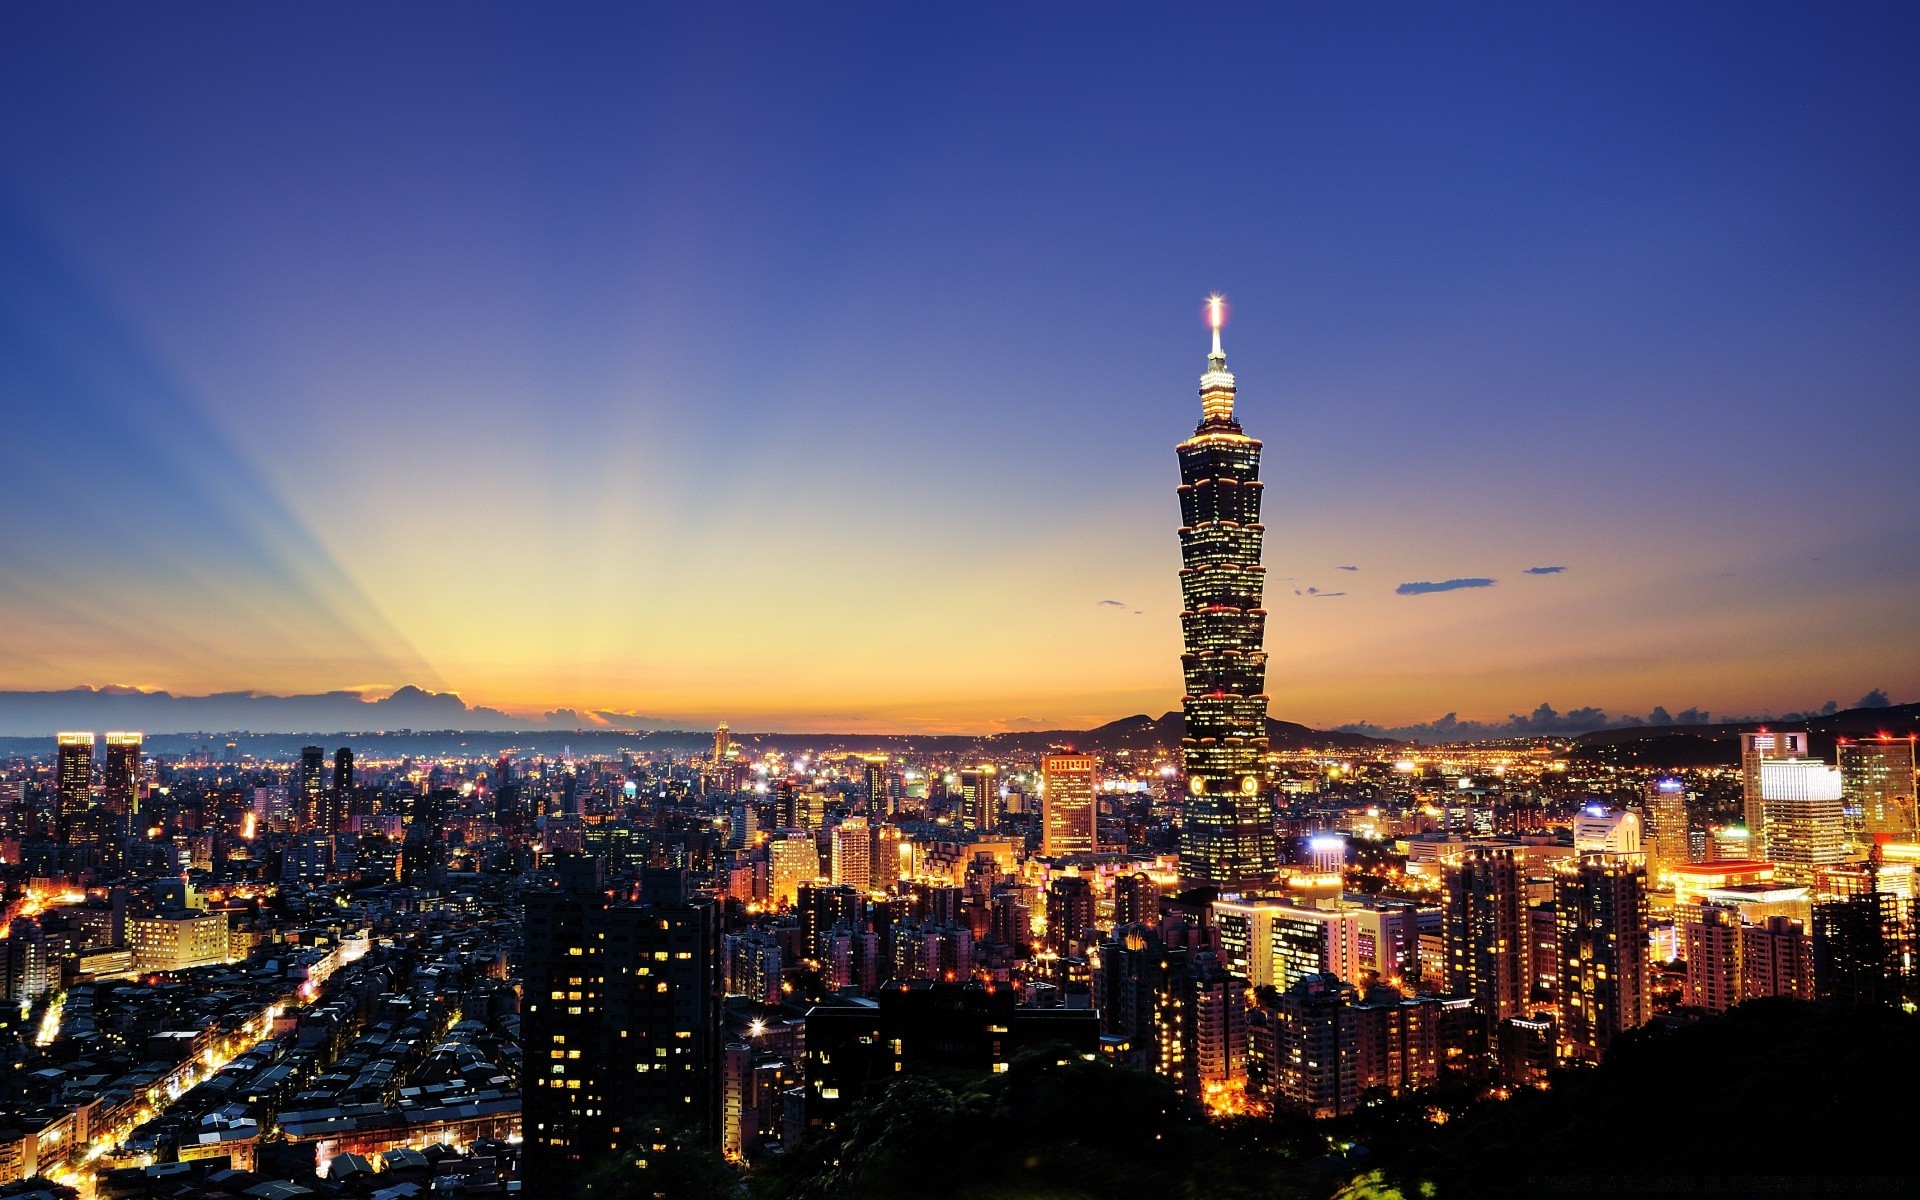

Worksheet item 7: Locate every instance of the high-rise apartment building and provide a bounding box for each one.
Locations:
[1175,298,1277,890]
[1040,753,1097,858]
[1838,737,1917,844]
[522,865,720,1181]
[1215,897,1365,990]
[1740,730,1809,855]
[830,817,872,892]
[1741,915,1815,1001]
[1555,855,1650,1063]
[1441,847,1527,1022]
[55,732,93,844]
[1683,907,1740,1012]
[1759,758,1845,880]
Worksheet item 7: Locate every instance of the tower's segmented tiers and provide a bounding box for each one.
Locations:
[1176,296,1278,891]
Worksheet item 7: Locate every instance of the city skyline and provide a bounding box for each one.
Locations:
[3,4,1917,735]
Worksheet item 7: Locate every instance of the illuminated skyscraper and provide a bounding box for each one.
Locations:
[714,722,731,764]
[862,754,891,816]
[329,746,355,834]
[1838,737,1917,844]
[296,745,325,828]
[1176,296,1277,889]
[1643,777,1690,879]
[1740,730,1808,855]
[55,732,93,845]
[1040,753,1097,858]
[959,766,998,833]
[103,731,142,824]
[1759,758,1845,880]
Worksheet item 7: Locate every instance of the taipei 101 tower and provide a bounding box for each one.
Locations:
[1175,296,1279,890]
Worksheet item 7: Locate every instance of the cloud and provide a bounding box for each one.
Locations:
[1097,599,1126,607]
[1396,578,1496,596]
[1337,701,1716,742]
[1524,566,1567,575]
[1337,565,1359,572]
[1856,688,1893,709]
[1312,591,1346,598]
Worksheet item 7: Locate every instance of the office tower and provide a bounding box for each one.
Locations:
[103,731,141,819]
[1643,777,1690,878]
[1307,833,1347,876]
[1741,916,1815,1001]
[329,746,355,834]
[1175,298,1278,890]
[1441,847,1527,1022]
[1040,753,1097,858]
[1555,856,1651,1063]
[1572,805,1642,856]
[1683,907,1740,1012]
[768,833,820,909]
[296,746,325,828]
[523,866,720,1180]
[959,766,999,832]
[774,778,800,829]
[713,722,731,764]
[1839,737,1917,843]
[55,732,93,844]
[1741,730,1809,855]
[830,817,872,892]
[1759,759,1845,880]
[862,755,891,816]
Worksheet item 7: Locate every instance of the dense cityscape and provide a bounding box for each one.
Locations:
[0,311,1910,1200]
[6,5,1919,1199]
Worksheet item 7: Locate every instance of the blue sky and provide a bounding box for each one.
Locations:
[1,2,1915,732]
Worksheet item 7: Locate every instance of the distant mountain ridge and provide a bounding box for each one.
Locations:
[0,693,1388,758]
[983,711,1391,754]
[1568,701,1920,767]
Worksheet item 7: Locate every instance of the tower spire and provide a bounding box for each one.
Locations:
[1198,293,1237,426]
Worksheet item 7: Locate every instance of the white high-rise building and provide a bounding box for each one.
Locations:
[1759,759,1844,879]
[1742,730,1809,856]
[1574,806,1642,857]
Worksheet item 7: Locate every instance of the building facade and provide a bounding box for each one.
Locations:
[1175,300,1277,890]
[1040,753,1097,858]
